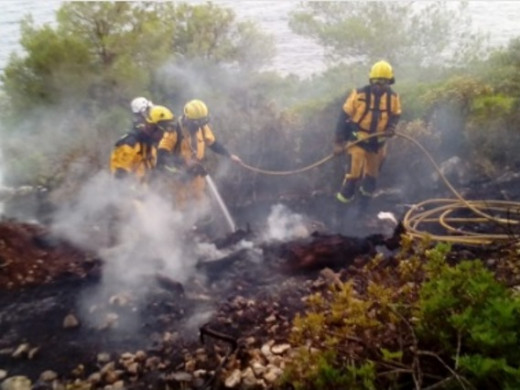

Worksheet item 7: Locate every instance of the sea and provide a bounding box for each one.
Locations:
[1,1,520,78]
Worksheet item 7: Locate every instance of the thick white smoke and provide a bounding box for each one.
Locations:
[262,203,310,242]
[51,171,207,286]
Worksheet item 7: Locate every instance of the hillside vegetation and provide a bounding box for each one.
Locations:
[1,2,520,389]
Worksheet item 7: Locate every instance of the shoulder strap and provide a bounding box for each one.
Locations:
[173,120,183,155]
[114,130,139,148]
[356,85,372,126]
[386,88,394,114]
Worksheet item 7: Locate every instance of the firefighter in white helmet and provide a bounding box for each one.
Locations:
[334,60,402,211]
[157,99,241,209]
[111,105,175,183]
[130,97,154,132]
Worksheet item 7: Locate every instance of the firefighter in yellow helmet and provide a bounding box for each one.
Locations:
[157,99,241,209]
[333,60,402,210]
[110,105,175,182]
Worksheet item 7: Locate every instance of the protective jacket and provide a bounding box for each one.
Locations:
[156,119,231,209]
[157,119,230,169]
[110,129,157,181]
[335,85,401,152]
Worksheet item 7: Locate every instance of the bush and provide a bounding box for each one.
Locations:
[281,242,520,389]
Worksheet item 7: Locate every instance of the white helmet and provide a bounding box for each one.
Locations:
[131,97,153,115]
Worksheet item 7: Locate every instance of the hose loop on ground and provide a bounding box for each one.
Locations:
[237,131,520,245]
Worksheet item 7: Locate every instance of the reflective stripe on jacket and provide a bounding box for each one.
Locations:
[158,119,216,162]
[344,85,402,135]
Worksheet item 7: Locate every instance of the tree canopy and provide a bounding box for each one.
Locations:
[1,1,275,114]
[289,1,488,72]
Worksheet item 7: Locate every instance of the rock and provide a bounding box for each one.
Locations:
[144,357,160,370]
[100,362,115,375]
[184,359,196,372]
[263,365,283,384]
[125,362,139,375]
[224,369,241,388]
[63,314,80,329]
[104,370,122,385]
[87,372,102,385]
[102,313,119,329]
[260,341,275,362]
[241,367,257,388]
[38,371,57,382]
[70,364,84,377]
[109,293,131,307]
[244,336,256,346]
[271,343,291,355]
[134,350,147,362]
[97,353,111,364]
[251,361,266,377]
[27,347,39,360]
[1,376,31,390]
[193,369,207,378]
[169,372,192,382]
[11,344,30,359]
[119,352,134,361]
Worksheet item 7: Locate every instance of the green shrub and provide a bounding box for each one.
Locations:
[418,258,520,388]
[283,243,520,389]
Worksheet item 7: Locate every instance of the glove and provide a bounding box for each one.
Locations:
[164,165,180,174]
[186,162,207,177]
[348,122,361,142]
[333,142,345,155]
[386,127,396,138]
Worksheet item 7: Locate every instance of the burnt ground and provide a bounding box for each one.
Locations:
[1,173,520,389]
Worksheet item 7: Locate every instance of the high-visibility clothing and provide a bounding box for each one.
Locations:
[110,130,157,182]
[158,120,216,163]
[337,85,401,148]
[336,84,401,204]
[158,120,224,209]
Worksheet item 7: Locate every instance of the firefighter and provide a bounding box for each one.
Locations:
[110,105,175,183]
[157,99,241,209]
[130,96,154,131]
[333,60,402,210]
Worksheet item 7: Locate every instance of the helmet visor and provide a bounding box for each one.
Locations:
[187,116,210,129]
[370,78,390,85]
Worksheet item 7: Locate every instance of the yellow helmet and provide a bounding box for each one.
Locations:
[146,105,174,124]
[184,99,209,121]
[369,60,395,84]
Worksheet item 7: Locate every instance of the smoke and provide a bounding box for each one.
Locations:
[52,171,206,285]
[50,169,223,332]
[262,203,310,241]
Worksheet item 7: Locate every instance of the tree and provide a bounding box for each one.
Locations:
[172,2,274,71]
[0,1,276,190]
[1,1,275,115]
[289,1,487,72]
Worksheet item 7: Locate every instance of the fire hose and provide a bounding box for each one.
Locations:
[236,131,520,246]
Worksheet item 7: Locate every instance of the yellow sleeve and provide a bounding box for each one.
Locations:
[202,124,216,146]
[393,93,402,116]
[158,131,178,152]
[343,89,358,118]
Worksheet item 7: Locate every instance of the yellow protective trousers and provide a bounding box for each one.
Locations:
[164,175,207,211]
[339,143,386,200]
